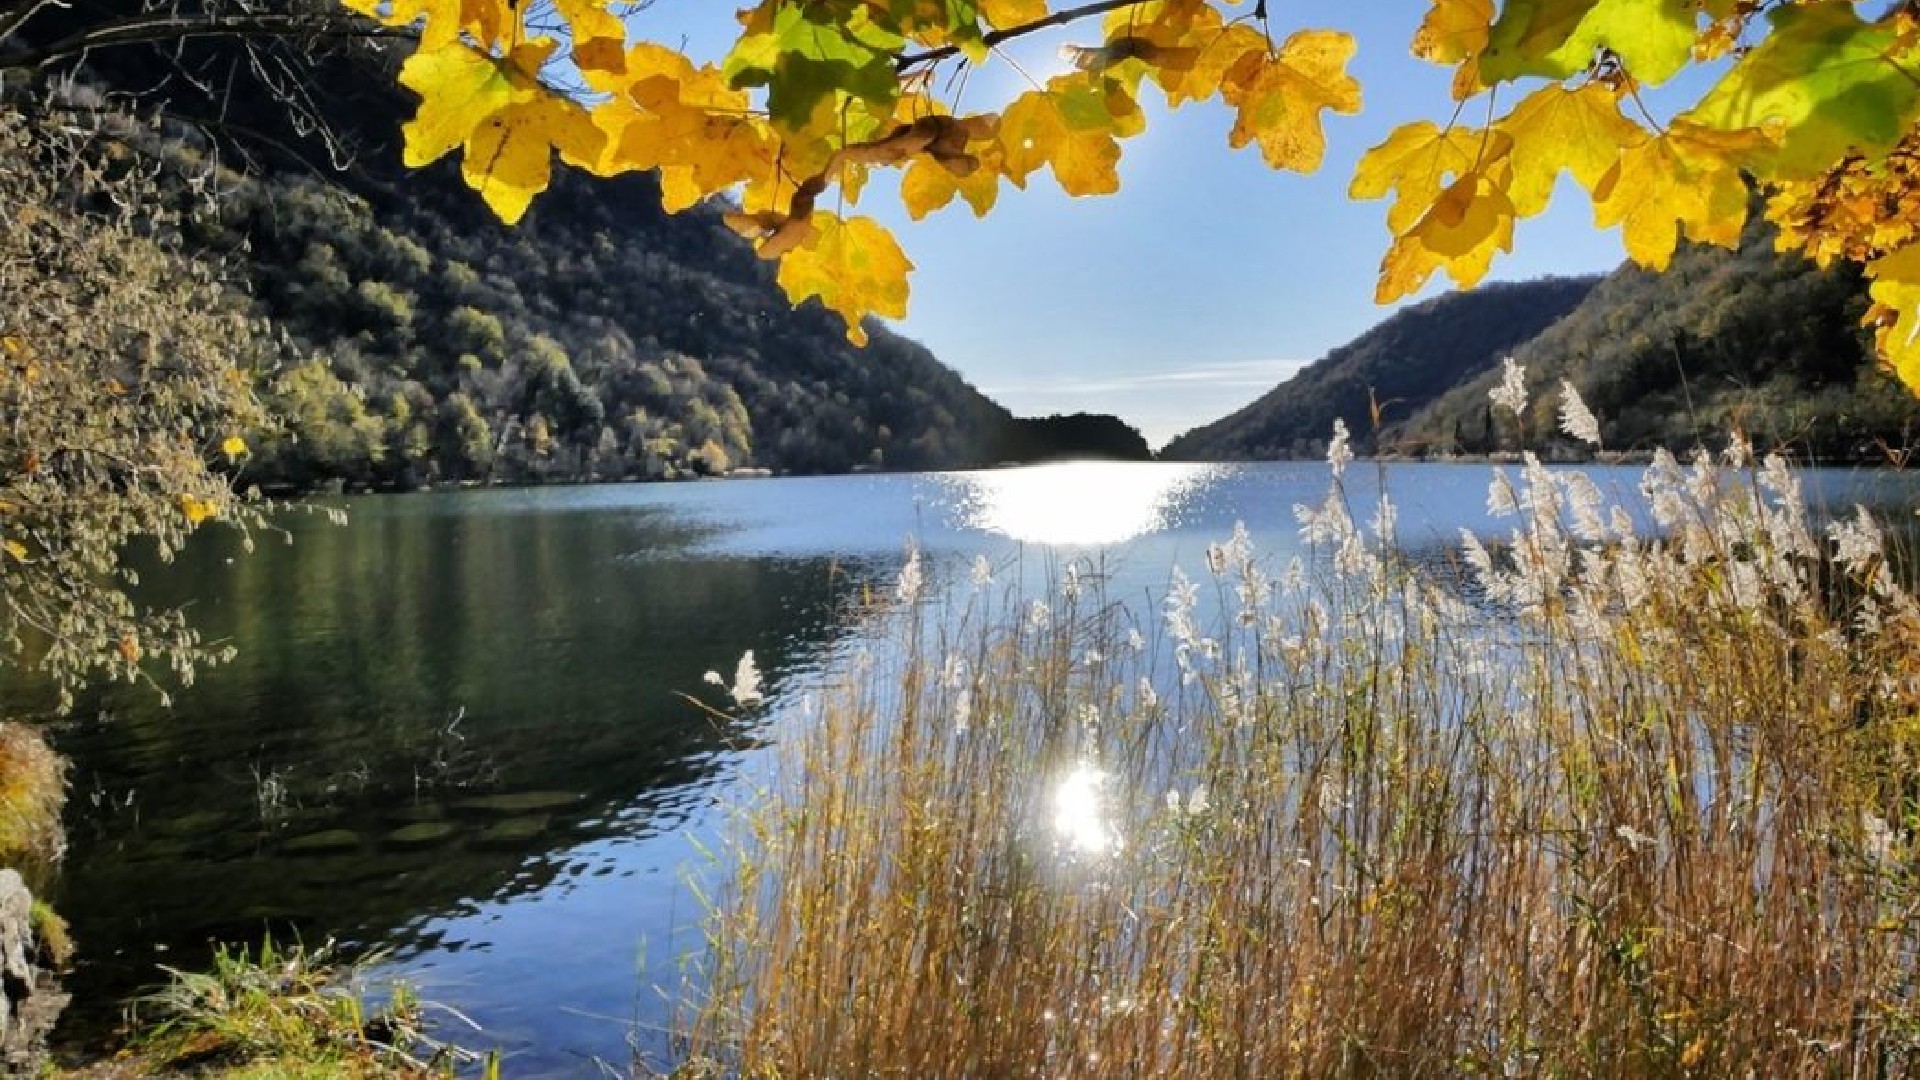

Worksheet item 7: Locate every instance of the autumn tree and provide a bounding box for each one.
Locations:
[0,110,282,709]
[346,0,1920,391]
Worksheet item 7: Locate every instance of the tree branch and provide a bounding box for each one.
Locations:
[4,12,408,76]
[896,0,1152,71]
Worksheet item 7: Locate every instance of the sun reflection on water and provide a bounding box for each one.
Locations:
[946,461,1216,546]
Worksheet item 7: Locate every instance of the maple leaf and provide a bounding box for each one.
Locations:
[999,76,1130,196]
[1352,121,1512,233]
[1868,243,1920,392]
[1591,119,1773,271]
[1221,29,1361,174]
[400,39,606,223]
[1375,166,1516,303]
[980,0,1045,31]
[586,44,774,213]
[554,0,627,75]
[1412,0,1493,99]
[776,216,914,346]
[1481,0,1696,86]
[1690,1,1920,179]
[1495,83,1642,217]
[342,0,510,51]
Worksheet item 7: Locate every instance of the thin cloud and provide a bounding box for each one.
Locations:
[985,358,1308,398]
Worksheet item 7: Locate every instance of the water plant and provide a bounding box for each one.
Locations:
[681,377,1920,1077]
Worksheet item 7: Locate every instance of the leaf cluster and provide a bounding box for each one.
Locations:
[351,0,1920,399]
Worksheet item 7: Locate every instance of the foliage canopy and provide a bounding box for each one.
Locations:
[349,0,1920,390]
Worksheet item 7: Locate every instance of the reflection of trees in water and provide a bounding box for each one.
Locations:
[46,499,871,1038]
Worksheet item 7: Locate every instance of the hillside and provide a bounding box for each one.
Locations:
[25,27,1019,490]
[1161,278,1598,460]
[1392,216,1920,461]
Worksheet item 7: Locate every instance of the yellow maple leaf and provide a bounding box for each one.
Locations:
[776,216,913,346]
[1221,30,1362,174]
[553,0,626,75]
[902,151,1003,219]
[999,78,1126,196]
[1868,243,1920,392]
[399,39,607,223]
[1412,0,1492,98]
[461,94,605,223]
[343,0,511,51]
[1496,83,1641,217]
[1352,121,1512,233]
[221,435,248,460]
[1592,119,1772,271]
[587,44,774,212]
[980,0,1047,30]
[1376,167,1516,303]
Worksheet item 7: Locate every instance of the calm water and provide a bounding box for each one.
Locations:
[38,461,1920,1075]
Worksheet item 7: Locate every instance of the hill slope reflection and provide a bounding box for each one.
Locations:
[48,496,870,1042]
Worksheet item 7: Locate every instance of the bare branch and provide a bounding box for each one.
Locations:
[4,11,408,76]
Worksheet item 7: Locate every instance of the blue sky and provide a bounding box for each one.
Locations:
[635,2,1676,447]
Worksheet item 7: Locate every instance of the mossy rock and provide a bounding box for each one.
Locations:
[474,815,549,847]
[384,821,459,847]
[281,829,361,854]
[453,791,584,814]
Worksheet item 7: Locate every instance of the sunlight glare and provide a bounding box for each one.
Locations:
[1052,762,1119,856]
[953,462,1210,546]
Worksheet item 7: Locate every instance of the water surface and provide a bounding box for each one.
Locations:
[42,461,1920,1074]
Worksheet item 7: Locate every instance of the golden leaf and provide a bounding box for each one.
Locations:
[1376,167,1516,303]
[1868,243,1920,392]
[1352,121,1512,233]
[2,539,26,562]
[980,0,1046,31]
[221,435,248,460]
[1220,30,1362,174]
[1496,83,1641,217]
[775,216,914,345]
[1591,119,1772,271]
[116,633,142,665]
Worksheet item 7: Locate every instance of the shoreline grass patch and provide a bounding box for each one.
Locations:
[681,405,1920,1077]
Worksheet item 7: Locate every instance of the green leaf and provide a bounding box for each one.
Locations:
[1690,1,1920,179]
[1480,0,1696,86]
[727,3,907,128]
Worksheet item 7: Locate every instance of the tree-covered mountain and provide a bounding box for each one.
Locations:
[1161,278,1598,460]
[26,27,1022,491]
[999,414,1155,462]
[1167,217,1920,465]
[1392,216,1920,462]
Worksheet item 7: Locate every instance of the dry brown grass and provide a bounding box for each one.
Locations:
[0,722,66,871]
[681,439,1920,1079]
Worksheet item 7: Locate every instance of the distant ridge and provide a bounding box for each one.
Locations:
[1392,215,1920,462]
[1162,278,1597,460]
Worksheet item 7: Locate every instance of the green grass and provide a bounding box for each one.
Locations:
[126,937,492,1079]
[679,435,1920,1078]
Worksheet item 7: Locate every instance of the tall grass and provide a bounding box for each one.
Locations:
[682,402,1920,1077]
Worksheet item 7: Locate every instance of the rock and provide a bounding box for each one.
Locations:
[384,821,459,847]
[0,870,67,1075]
[453,791,583,814]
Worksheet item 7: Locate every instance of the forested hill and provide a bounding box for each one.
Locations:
[38,33,1015,490]
[1161,278,1598,461]
[1392,215,1920,461]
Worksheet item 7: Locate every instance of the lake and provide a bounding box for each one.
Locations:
[38,460,1920,1075]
